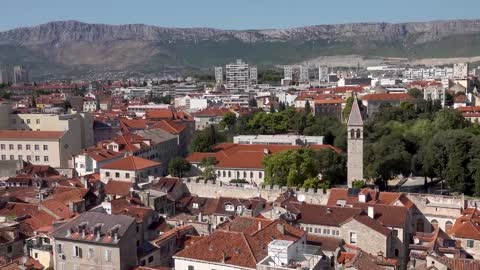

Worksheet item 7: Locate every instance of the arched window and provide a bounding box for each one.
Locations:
[394,249,399,257]
[356,129,361,139]
[350,129,355,138]
[445,221,453,232]
[416,219,424,232]
[431,219,439,229]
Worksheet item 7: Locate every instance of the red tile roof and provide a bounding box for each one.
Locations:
[194,107,231,117]
[104,180,133,197]
[0,130,65,140]
[187,143,340,169]
[101,156,161,171]
[449,208,480,240]
[175,218,304,269]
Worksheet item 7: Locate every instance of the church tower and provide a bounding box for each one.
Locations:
[347,96,364,187]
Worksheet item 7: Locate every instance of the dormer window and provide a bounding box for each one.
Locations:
[192,203,199,209]
[225,203,234,212]
[236,205,243,212]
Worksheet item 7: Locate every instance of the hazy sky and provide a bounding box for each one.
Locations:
[2,0,479,31]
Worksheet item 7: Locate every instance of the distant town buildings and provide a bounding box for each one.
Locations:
[224,59,257,92]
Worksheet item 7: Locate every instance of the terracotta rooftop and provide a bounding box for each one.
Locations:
[449,208,480,240]
[0,130,65,140]
[187,143,340,169]
[193,107,231,117]
[101,156,161,171]
[104,180,133,197]
[175,218,304,269]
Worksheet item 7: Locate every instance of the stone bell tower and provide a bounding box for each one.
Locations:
[347,96,364,187]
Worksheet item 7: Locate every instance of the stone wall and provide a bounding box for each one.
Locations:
[183,179,330,204]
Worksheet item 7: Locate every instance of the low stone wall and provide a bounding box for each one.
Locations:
[183,179,330,204]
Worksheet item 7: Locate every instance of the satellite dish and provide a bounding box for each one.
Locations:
[20,256,27,264]
[297,194,306,202]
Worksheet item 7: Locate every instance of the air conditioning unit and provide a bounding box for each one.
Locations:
[58,253,65,260]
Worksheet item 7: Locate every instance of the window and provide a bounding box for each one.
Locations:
[73,245,82,258]
[228,171,231,177]
[243,171,246,178]
[467,240,475,248]
[7,245,12,253]
[34,252,38,258]
[431,219,439,229]
[26,144,30,150]
[27,119,31,124]
[35,156,40,162]
[105,249,112,262]
[106,172,110,177]
[222,171,225,177]
[349,232,357,244]
[36,119,40,124]
[44,156,49,162]
[148,256,154,263]
[17,144,22,150]
[34,145,39,151]
[141,260,146,266]
[193,203,199,209]
[115,172,120,178]
[394,249,399,257]
[392,229,399,237]
[445,221,453,232]
[27,156,31,162]
[125,173,130,178]
[225,204,235,211]
[1,155,5,160]
[236,205,243,212]
[356,129,361,139]
[9,144,13,150]
[88,247,94,259]
[250,172,253,178]
[56,243,63,253]
[18,155,22,161]
[9,155,14,160]
[350,129,355,138]
[0,144,4,150]
[259,172,263,178]
[21,119,24,124]
[43,145,48,150]
[188,266,194,270]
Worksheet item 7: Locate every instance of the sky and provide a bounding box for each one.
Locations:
[2,0,480,31]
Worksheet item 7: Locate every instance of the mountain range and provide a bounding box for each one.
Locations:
[2,20,480,79]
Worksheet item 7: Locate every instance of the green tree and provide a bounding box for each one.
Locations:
[168,157,191,177]
[219,111,237,131]
[304,101,311,114]
[200,157,218,180]
[352,180,367,189]
[190,125,225,152]
[365,133,411,189]
[408,88,423,99]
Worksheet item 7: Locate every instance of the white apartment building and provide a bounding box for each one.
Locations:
[454,63,468,79]
[99,156,163,184]
[226,59,251,92]
[215,67,223,84]
[0,130,80,168]
[127,104,174,117]
[233,135,324,146]
[114,87,151,99]
[83,99,98,112]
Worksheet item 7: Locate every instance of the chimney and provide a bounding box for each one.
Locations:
[258,221,262,231]
[368,206,375,219]
[68,202,75,213]
[276,223,285,235]
[198,212,202,222]
[221,251,226,263]
[80,176,88,189]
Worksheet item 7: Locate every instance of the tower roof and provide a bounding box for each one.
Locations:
[347,96,363,126]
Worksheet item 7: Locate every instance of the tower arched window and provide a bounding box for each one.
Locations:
[350,129,355,138]
[356,129,361,139]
